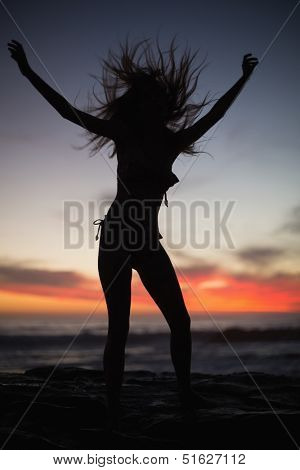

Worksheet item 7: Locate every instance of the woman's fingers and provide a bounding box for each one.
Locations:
[242,53,259,77]
[7,45,19,55]
[7,45,17,56]
[7,43,19,53]
[10,39,23,47]
[7,40,24,52]
[7,41,26,65]
[243,55,258,63]
[7,41,26,59]
[8,43,21,50]
[243,53,258,59]
[243,54,259,67]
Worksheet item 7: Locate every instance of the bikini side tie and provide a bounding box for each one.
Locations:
[164,191,168,207]
[93,218,105,241]
[94,193,168,241]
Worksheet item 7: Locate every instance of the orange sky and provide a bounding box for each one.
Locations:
[1,267,299,315]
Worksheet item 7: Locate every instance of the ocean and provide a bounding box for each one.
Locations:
[0,312,300,376]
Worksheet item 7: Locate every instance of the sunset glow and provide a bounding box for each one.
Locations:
[1,267,299,315]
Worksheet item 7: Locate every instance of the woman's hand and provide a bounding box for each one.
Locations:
[242,53,259,78]
[7,39,30,75]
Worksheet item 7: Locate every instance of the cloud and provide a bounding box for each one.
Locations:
[1,256,299,313]
[232,269,300,284]
[98,190,116,202]
[279,205,300,235]
[199,279,228,289]
[0,132,35,144]
[169,250,217,276]
[0,263,85,287]
[0,261,100,303]
[235,246,285,266]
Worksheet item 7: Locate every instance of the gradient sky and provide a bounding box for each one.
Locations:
[1,0,300,314]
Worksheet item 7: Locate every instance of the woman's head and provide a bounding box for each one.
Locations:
[81,35,214,157]
[115,73,169,124]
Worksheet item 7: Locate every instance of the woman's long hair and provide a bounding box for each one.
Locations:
[78,35,215,158]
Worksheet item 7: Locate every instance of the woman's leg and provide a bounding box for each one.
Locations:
[132,244,192,394]
[98,244,132,406]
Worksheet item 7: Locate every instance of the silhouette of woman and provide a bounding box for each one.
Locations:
[7,37,258,421]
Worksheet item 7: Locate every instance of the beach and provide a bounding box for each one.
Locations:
[1,366,299,449]
[1,313,300,449]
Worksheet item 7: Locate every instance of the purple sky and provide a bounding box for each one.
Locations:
[1,0,299,282]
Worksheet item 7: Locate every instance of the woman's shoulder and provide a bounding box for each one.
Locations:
[108,116,128,141]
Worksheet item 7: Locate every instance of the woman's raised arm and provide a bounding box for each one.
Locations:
[7,39,117,139]
[174,53,259,150]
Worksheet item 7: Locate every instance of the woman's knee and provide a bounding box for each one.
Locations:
[169,310,191,334]
[107,319,130,345]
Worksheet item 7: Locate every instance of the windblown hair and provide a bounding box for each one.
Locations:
[79,35,215,158]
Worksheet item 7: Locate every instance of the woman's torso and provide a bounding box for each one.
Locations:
[101,121,180,251]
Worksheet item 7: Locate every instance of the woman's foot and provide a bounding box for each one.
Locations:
[178,387,216,410]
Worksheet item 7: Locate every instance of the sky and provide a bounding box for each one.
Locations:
[0,0,300,315]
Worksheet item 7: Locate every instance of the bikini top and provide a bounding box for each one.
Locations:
[117,130,179,197]
[94,124,180,240]
[117,160,179,203]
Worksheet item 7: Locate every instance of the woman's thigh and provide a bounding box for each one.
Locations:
[98,244,133,327]
[131,244,190,328]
